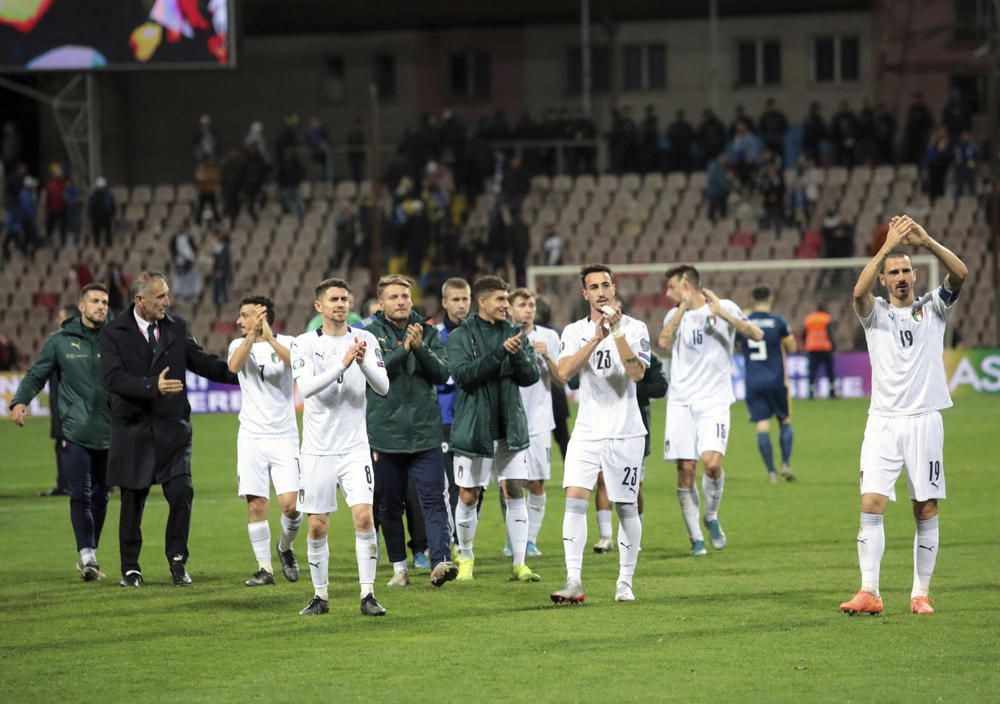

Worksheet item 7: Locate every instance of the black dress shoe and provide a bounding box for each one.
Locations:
[360,593,386,616]
[278,548,299,582]
[119,571,143,587]
[170,561,192,586]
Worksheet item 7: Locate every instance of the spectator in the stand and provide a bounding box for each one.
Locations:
[501,155,530,213]
[170,224,202,302]
[74,254,93,289]
[830,101,859,168]
[18,175,40,259]
[942,88,971,138]
[508,209,530,287]
[620,105,640,173]
[1,121,21,175]
[44,163,68,245]
[801,102,827,165]
[193,114,220,165]
[3,163,26,261]
[952,129,978,197]
[542,223,562,266]
[728,121,761,189]
[104,261,129,315]
[219,148,245,225]
[439,108,467,169]
[242,143,268,223]
[0,334,19,371]
[667,109,695,173]
[904,92,934,164]
[567,108,597,175]
[331,201,359,270]
[244,121,270,165]
[210,231,231,311]
[697,108,728,167]
[513,110,542,173]
[640,105,661,173]
[485,208,507,272]
[791,154,820,228]
[194,156,221,225]
[856,101,877,165]
[923,127,951,202]
[347,117,366,184]
[868,215,889,257]
[275,116,305,227]
[607,108,625,174]
[730,105,756,137]
[394,178,429,276]
[819,209,854,287]
[760,163,786,236]
[87,177,115,248]
[306,115,329,181]
[759,98,788,158]
[705,154,730,224]
[873,104,897,165]
[64,172,83,245]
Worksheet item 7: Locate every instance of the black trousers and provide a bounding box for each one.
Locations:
[808,350,836,397]
[376,449,450,566]
[118,474,193,576]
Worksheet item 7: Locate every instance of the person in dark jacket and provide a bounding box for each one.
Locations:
[445,275,540,582]
[87,177,115,248]
[10,284,112,580]
[100,271,238,587]
[39,304,79,497]
[365,275,458,588]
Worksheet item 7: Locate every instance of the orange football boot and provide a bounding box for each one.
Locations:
[910,596,935,615]
[839,590,884,615]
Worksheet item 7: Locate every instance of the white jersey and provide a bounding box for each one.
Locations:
[559,314,650,439]
[291,326,387,455]
[664,301,745,406]
[227,334,298,439]
[520,325,561,435]
[859,286,957,417]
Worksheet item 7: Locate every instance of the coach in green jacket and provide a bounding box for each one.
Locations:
[444,275,540,582]
[365,275,458,587]
[9,283,111,581]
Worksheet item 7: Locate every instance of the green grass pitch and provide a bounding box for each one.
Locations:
[1,396,998,702]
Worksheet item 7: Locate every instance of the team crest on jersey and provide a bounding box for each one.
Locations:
[292,358,305,369]
[912,307,924,323]
[640,338,650,352]
[271,353,279,363]
[706,315,717,329]
[374,347,385,367]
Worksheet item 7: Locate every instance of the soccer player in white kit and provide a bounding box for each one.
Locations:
[839,215,966,616]
[290,278,390,617]
[551,264,650,604]
[510,288,566,557]
[227,296,303,587]
[658,265,763,556]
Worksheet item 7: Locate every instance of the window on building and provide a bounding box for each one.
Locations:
[374,53,396,99]
[954,0,997,40]
[450,51,491,99]
[736,39,781,87]
[324,56,345,103]
[567,45,610,95]
[813,35,860,83]
[622,43,667,92]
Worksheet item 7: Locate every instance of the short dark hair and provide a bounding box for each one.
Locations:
[751,286,771,302]
[239,295,275,325]
[79,283,109,300]
[579,263,613,287]
[879,249,912,273]
[472,275,509,300]
[315,277,351,299]
[131,271,167,298]
[665,264,700,288]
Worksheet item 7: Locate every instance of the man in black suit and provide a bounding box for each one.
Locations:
[101,271,237,587]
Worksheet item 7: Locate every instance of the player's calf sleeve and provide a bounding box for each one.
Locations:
[912,516,939,598]
[702,472,725,522]
[779,424,794,465]
[757,432,776,474]
[506,497,529,567]
[563,498,588,582]
[279,512,302,552]
[527,492,546,544]
[248,520,272,569]
[675,487,704,542]
[307,537,329,597]
[615,503,642,582]
[858,513,885,596]
[455,500,478,559]
[355,530,377,597]
[596,509,613,540]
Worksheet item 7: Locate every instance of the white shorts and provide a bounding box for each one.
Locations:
[664,401,731,461]
[563,436,645,504]
[453,440,529,489]
[525,433,552,481]
[237,434,300,499]
[298,446,375,514]
[860,412,946,502]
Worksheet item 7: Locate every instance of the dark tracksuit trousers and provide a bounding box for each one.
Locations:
[375,448,450,567]
[61,441,110,552]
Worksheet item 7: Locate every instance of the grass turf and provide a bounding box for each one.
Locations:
[1,396,998,702]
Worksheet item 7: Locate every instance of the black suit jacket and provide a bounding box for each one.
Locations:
[100,305,237,489]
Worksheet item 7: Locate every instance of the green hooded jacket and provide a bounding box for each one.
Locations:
[10,316,110,450]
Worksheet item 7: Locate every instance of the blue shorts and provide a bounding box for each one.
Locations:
[746,385,790,423]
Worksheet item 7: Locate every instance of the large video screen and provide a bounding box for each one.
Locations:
[0,0,233,71]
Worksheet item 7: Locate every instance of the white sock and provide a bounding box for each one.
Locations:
[676,487,704,542]
[392,560,408,575]
[506,497,529,567]
[444,484,456,540]
[527,492,546,544]
[307,537,329,599]
[912,515,939,598]
[248,520,272,573]
[858,512,885,596]
[455,499,478,560]
[563,498,588,583]
[79,547,96,564]
[596,509,612,540]
[279,512,302,552]
[702,471,725,522]
[616,503,642,584]
[356,529,377,597]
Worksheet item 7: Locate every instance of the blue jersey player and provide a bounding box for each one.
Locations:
[738,287,797,483]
